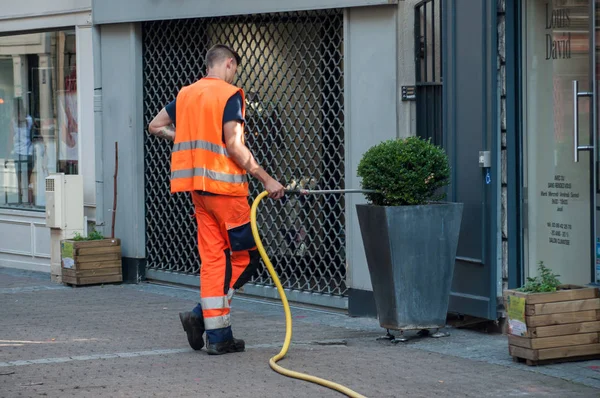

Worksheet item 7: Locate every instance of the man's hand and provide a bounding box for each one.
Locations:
[148,108,175,142]
[265,177,285,199]
[223,120,285,200]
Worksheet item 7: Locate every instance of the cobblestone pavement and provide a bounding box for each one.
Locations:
[1,266,599,397]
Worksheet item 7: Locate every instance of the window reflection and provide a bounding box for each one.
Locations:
[0,30,77,210]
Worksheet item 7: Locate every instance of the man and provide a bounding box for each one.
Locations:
[148,44,285,355]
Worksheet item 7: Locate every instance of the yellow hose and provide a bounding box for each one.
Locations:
[250,190,367,398]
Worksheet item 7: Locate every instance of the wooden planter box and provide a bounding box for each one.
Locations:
[504,285,600,366]
[61,238,123,286]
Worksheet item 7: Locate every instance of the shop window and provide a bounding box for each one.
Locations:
[522,1,592,285]
[0,30,78,210]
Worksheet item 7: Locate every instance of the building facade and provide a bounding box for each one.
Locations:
[90,0,422,311]
[0,1,96,272]
[8,0,586,325]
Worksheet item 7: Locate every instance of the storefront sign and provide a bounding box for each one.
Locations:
[541,174,580,246]
[545,3,571,60]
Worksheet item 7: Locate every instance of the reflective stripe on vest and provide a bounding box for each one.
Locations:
[172,139,229,157]
[171,168,248,184]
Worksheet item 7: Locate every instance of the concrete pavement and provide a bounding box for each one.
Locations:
[1,266,599,397]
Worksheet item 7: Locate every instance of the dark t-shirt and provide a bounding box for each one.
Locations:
[165,91,245,139]
[166,91,245,196]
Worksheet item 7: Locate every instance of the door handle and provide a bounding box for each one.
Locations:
[573,80,593,163]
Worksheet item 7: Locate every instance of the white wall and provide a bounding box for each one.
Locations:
[0,209,50,272]
[0,0,91,34]
[1,0,91,16]
[397,0,419,138]
[76,26,96,223]
[345,2,418,294]
[98,23,145,259]
[345,5,400,292]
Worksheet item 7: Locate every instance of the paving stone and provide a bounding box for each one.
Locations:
[1,266,598,397]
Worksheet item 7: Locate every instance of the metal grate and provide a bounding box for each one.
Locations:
[415,0,443,146]
[45,178,54,192]
[142,11,347,297]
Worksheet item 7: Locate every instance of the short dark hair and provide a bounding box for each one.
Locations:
[205,44,242,68]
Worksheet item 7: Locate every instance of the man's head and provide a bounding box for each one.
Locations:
[205,44,241,84]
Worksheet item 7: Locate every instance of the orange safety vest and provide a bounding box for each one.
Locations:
[170,78,249,196]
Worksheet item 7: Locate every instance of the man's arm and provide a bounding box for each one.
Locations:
[148,108,175,142]
[223,120,284,199]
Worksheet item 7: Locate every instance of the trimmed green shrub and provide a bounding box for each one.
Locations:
[357,136,451,206]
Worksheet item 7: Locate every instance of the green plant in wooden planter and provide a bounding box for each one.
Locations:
[517,261,561,293]
[61,229,122,287]
[72,230,105,241]
[504,261,600,365]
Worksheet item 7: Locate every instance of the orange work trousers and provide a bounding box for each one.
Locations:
[192,192,260,341]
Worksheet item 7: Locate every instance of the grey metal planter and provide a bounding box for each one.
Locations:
[356,203,463,331]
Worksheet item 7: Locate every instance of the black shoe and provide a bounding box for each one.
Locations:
[179,311,205,350]
[206,338,245,355]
